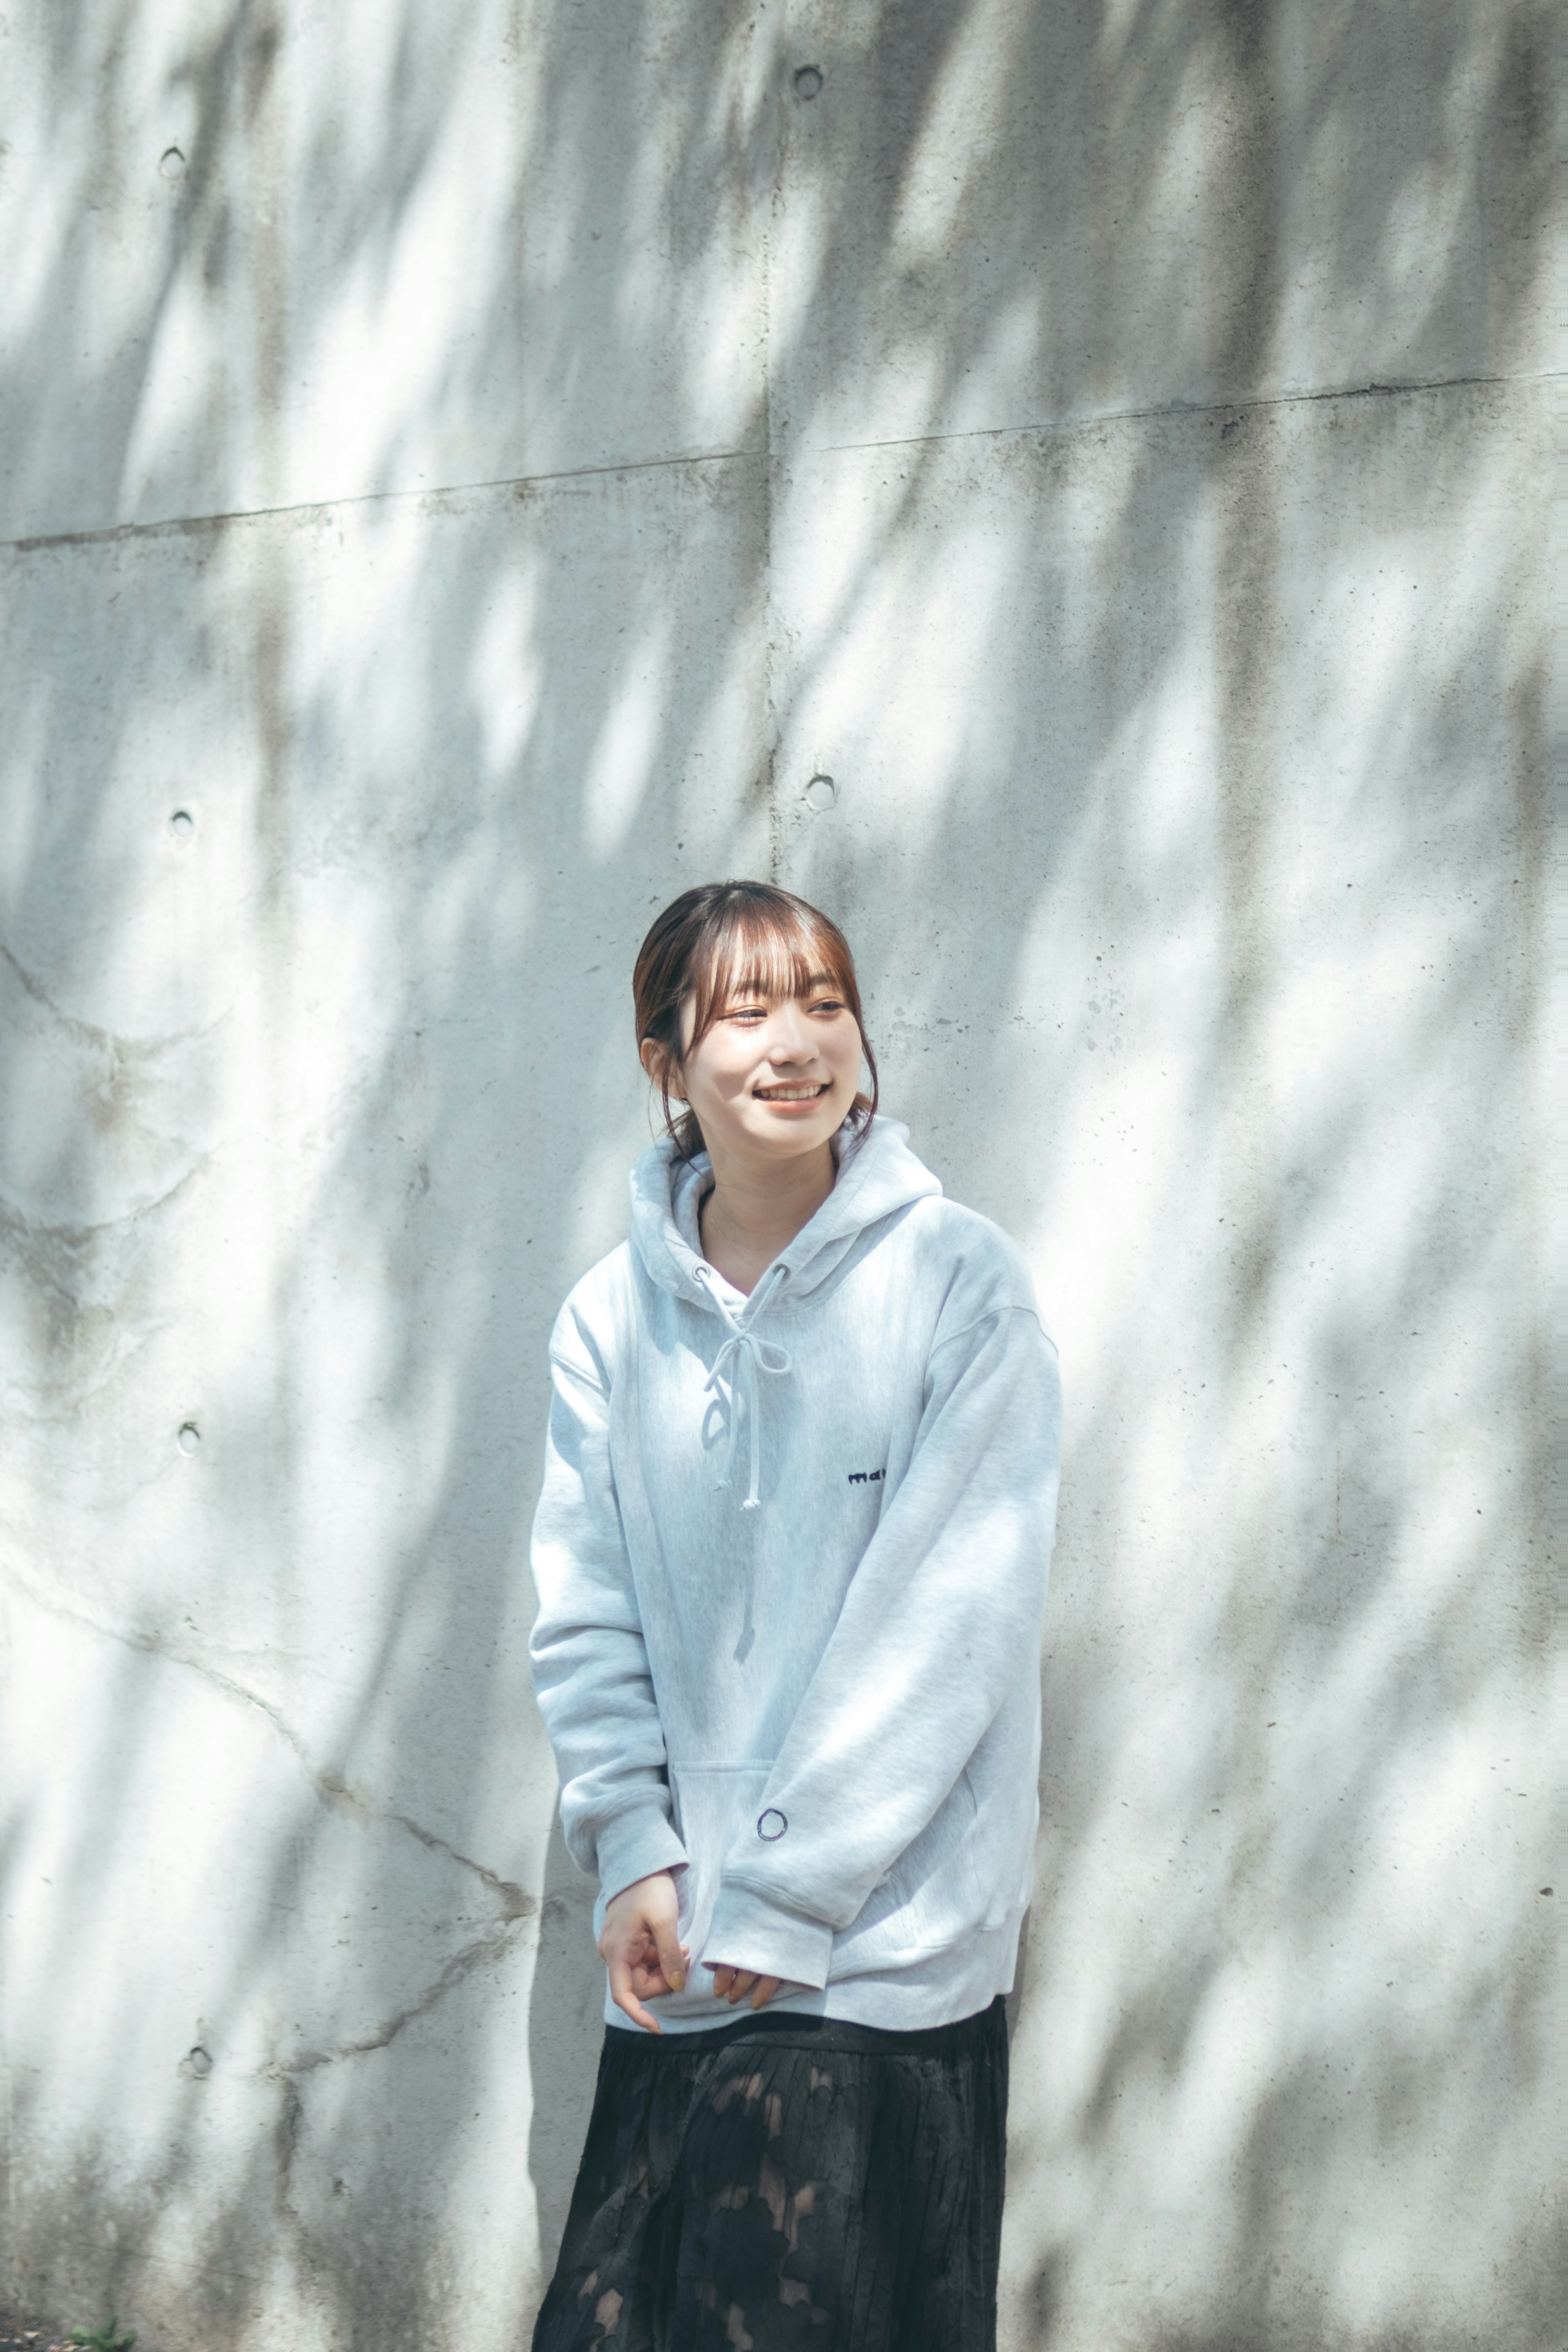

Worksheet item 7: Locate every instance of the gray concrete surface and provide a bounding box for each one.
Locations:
[0,2,1552,2346]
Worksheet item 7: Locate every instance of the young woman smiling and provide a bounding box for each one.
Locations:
[529,882,1062,2351]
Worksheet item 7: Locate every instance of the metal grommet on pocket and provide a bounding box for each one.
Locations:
[757,1808,787,1841]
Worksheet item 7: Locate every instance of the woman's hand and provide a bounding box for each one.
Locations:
[708,1964,783,2011]
[597,1870,690,2033]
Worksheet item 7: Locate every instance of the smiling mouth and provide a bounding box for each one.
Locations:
[753,1080,831,1102]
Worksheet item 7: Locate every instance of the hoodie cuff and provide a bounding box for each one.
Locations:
[704,1879,835,1991]
[593,1806,690,1919]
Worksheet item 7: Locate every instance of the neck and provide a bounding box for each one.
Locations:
[698,1138,837,1292]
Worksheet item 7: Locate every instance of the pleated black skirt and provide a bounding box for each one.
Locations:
[531,1994,1008,2352]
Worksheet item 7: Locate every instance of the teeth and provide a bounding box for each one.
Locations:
[756,1083,826,1100]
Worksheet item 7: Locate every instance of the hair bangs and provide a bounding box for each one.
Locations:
[684,900,855,1059]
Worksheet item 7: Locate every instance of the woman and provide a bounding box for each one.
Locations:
[529,881,1061,2350]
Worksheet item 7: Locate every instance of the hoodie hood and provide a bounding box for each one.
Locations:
[627,1116,945,1510]
[629,1114,943,1308]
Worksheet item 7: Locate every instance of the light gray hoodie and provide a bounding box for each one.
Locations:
[528,1116,1062,2031]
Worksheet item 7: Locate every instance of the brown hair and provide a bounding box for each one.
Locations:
[633,881,879,1160]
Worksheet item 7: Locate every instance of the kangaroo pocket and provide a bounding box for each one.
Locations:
[668,1759,775,1969]
[828,1766,989,1974]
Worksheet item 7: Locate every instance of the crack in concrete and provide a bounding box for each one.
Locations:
[4,1554,548,2118]
[0,1171,198,1424]
[0,1325,166,1427]
[262,1885,568,2251]
[0,1160,208,1250]
[0,1554,539,1929]
[0,939,228,1058]
[266,1909,535,2079]
[206,1650,552,2213]
[99,1610,565,2240]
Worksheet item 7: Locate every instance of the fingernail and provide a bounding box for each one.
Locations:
[669,1971,685,1991]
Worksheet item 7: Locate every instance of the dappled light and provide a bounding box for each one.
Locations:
[0,2,1550,2347]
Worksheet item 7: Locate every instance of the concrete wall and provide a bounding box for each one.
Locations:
[0,3,1551,2346]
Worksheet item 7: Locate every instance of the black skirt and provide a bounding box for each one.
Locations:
[531,1996,1008,2352]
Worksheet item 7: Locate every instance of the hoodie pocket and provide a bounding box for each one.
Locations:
[829,1766,987,1969]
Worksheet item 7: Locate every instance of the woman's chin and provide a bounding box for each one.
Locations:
[742,1105,841,1152]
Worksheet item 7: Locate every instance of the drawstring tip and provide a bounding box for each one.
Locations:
[741,1497,761,1512]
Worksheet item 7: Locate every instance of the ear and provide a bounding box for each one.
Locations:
[639,1036,684,1100]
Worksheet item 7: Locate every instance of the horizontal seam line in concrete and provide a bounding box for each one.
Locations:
[0,443,758,553]
[2,367,1551,555]
[809,366,1554,458]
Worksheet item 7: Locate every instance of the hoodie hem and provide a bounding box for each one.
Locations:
[605,1908,1027,2034]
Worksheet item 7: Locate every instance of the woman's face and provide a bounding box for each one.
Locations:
[659,968,864,1166]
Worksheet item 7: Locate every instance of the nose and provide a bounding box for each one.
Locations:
[765,1000,816,1063]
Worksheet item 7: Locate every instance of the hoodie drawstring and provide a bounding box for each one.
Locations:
[696,1261,792,1509]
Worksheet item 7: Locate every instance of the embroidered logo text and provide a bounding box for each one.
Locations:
[846,1468,887,1485]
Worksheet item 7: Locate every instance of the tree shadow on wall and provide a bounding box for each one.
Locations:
[526,1822,606,2273]
[0,1,1552,2349]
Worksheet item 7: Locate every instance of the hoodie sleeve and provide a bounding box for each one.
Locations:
[528,1295,690,1916]
[704,1285,1061,1990]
